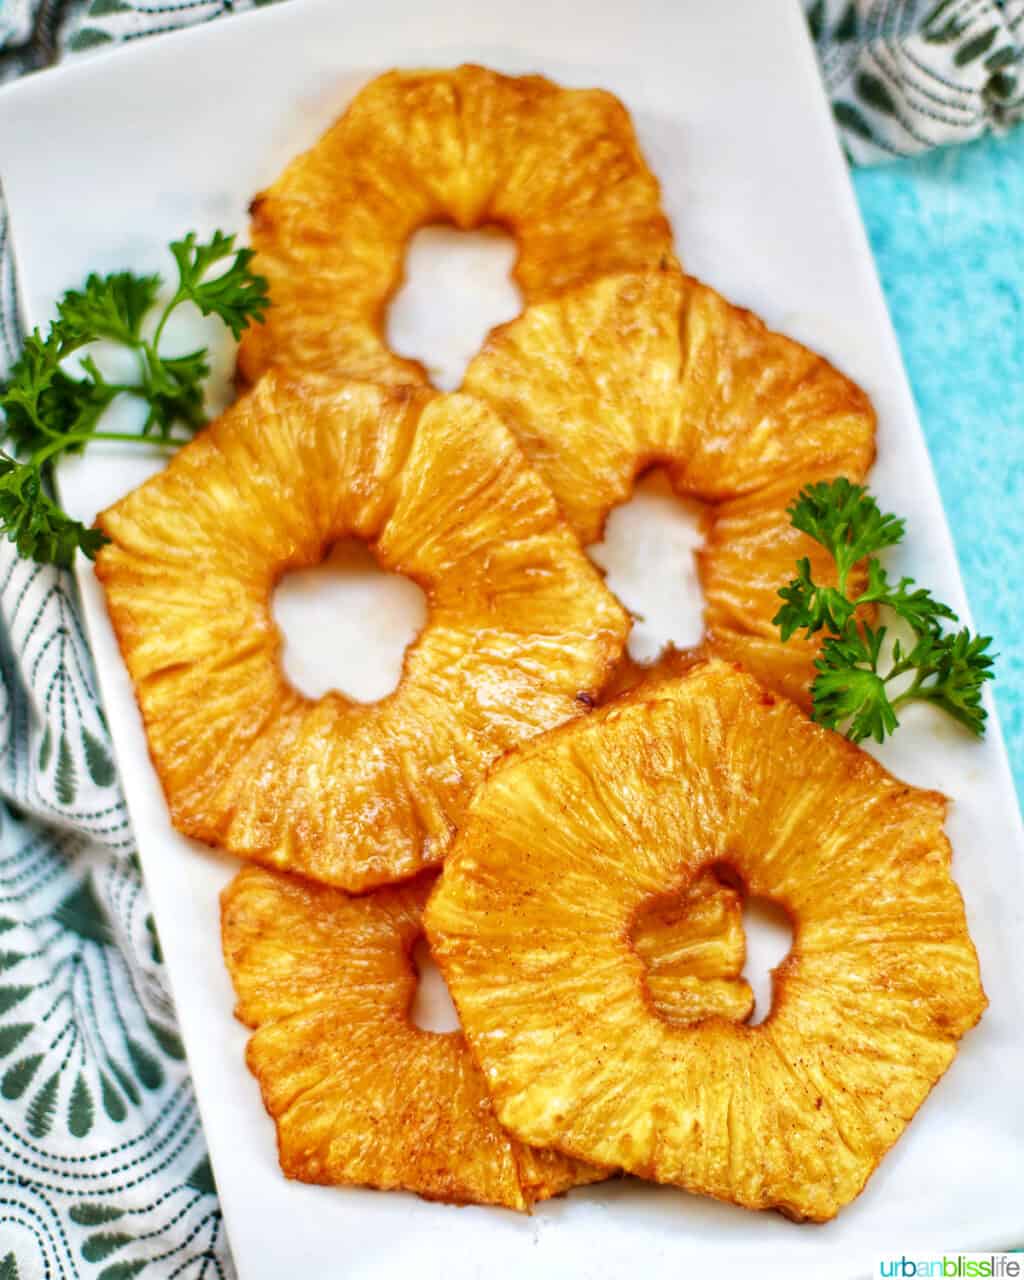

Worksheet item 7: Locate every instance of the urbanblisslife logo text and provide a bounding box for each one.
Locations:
[878,1256,1021,1278]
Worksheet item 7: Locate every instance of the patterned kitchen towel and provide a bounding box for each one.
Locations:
[809,0,1024,160]
[1,0,1022,159]
[0,208,230,1280]
[0,2,1020,1278]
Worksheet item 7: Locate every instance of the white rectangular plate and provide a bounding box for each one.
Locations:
[1,0,1022,1275]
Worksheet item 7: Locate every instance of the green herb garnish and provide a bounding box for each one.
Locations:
[0,231,268,567]
[774,477,994,743]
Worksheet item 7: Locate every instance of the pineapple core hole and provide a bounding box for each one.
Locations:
[386,224,522,391]
[410,936,461,1034]
[741,896,794,1027]
[272,539,427,703]
[588,469,706,664]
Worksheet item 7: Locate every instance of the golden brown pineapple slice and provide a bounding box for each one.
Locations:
[222,862,750,1208]
[426,660,986,1222]
[96,371,627,891]
[697,479,865,706]
[463,270,876,704]
[238,66,674,388]
[220,866,592,1209]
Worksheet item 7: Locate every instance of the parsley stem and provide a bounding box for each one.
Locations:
[0,230,269,566]
[32,429,179,469]
[890,674,929,710]
[23,411,65,443]
[150,292,185,355]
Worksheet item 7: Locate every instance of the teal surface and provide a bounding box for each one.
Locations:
[852,127,1024,808]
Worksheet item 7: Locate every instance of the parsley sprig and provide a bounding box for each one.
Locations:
[0,231,268,567]
[774,478,994,743]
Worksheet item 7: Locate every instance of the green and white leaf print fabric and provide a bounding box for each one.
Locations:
[1,0,1022,151]
[0,206,231,1277]
[808,0,1023,160]
[0,0,1020,1275]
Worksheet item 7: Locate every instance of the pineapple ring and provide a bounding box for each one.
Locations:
[220,865,601,1210]
[237,65,675,389]
[95,370,627,892]
[221,862,751,1208]
[462,269,877,705]
[426,659,987,1222]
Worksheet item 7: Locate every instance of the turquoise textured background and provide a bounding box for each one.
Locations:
[853,125,1023,808]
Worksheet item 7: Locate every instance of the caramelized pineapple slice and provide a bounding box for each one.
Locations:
[463,270,876,704]
[697,477,867,706]
[96,371,627,891]
[238,66,674,388]
[222,857,752,1207]
[426,660,986,1222]
[220,867,566,1209]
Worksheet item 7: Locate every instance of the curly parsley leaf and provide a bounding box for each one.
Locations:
[812,625,898,744]
[891,628,995,737]
[787,477,905,589]
[169,231,269,340]
[0,454,106,567]
[775,477,995,743]
[774,555,857,641]
[856,558,958,634]
[57,271,161,346]
[0,329,72,452]
[0,230,268,565]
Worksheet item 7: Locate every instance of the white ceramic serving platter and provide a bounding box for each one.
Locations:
[1,0,1022,1275]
